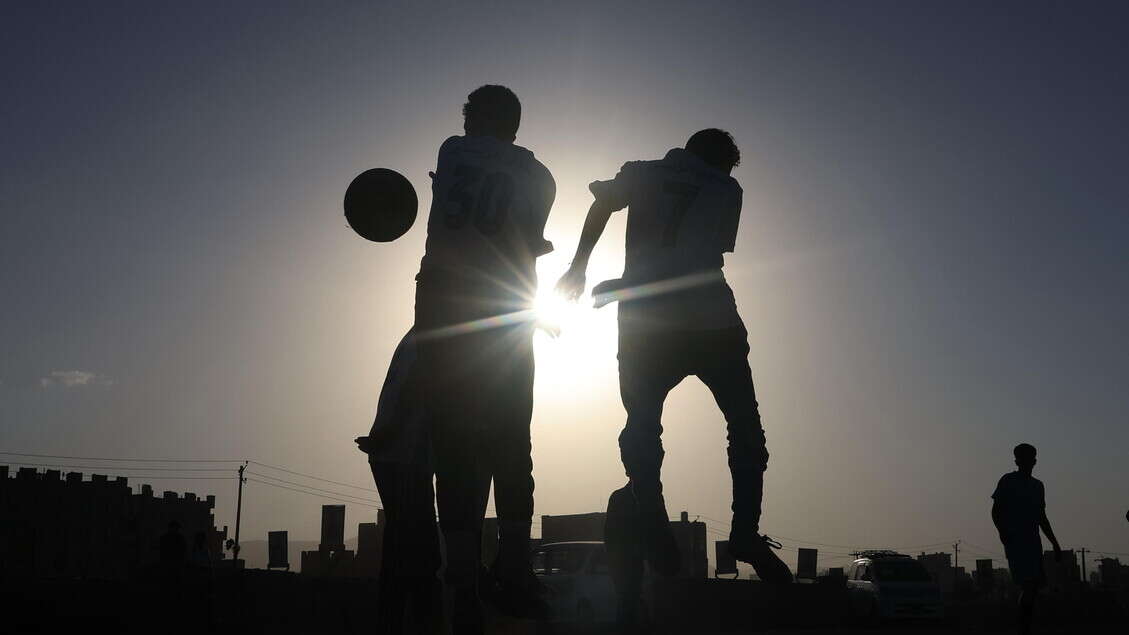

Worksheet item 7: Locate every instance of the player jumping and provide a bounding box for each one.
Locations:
[413,85,555,634]
[556,129,793,587]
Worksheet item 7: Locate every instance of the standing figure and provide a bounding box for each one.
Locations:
[357,329,441,634]
[556,129,793,607]
[992,443,1062,635]
[413,85,556,634]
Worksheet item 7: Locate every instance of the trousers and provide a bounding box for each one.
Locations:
[617,321,769,532]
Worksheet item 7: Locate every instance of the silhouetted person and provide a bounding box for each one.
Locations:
[186,530,216,629]
[992,443,1062,635]
[159,520,187,566]
[412,84,555,634]
[189,530,212,568]
[155,519,189,628]
[557,130,793,588]
[357,329,442,635]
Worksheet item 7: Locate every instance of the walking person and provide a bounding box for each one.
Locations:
[992,443,1063,635]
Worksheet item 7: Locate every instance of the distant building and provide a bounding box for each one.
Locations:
[714,540,737,576]
[993,567,1012,590]
[354,510,385,577]
[267,530,289,570]
[918,551,954,591]
[0,465,226,580]
[669,511,708,579]
[541,512,605,544]
[974,559,994,593]
[796,548,818,580]
[1097,557,1129,589]
[1043,549,1080,592]
[300,505,356,577]
[321,504,346,551]
[952,566,974,595]
[299,506,399,578]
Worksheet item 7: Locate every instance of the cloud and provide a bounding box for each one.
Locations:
[39,370,115,388]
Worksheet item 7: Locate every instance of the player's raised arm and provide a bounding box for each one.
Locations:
[555,198,616,301]
[556,170,633,301]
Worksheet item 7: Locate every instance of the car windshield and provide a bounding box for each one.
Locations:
[873,559,932,582]
[532,546,590,575]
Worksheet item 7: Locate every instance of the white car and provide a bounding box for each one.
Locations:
[532,541,617,623]
[846,551,943,621]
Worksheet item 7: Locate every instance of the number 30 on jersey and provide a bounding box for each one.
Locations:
[444,164,515,236]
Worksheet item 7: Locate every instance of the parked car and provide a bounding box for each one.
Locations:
[846,550,943,621]
[532,541,616,623]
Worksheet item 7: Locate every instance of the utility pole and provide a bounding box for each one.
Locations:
[233,461,247,567]
[953,540,960,570]
[1080,547,1087,582]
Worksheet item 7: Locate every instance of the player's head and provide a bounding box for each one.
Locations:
[463,85,521,142]
[1013,443,1037,470]
[686,128,740,174]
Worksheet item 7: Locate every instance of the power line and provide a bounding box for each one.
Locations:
[247,460,378,493]
[959,541,1004,559]
[125,476,235,480]
[246,471,381,505]
[46,475,233,480]
[246,477,381,509]
[0,451,239,463]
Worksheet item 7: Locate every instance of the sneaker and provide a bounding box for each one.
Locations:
[728,533,793,584]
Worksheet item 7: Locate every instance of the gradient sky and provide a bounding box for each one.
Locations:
[3,1,1127,572]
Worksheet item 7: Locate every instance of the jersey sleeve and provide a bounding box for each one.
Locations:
[588,161,641,212]
[991,475,1008,500]
[719,184,743,253]
[528,161,556,256]
[432,136,461,184]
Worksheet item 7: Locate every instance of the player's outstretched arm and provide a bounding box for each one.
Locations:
[556,199,616,301]
[1039,511,1062,560]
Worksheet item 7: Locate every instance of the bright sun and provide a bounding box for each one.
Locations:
[532,287,577,334]
[527,245,623,394]
[529,281,620,392]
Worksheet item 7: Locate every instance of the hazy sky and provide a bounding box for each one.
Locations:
[3,1,1127,571]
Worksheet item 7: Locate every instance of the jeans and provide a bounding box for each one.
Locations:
[369,461,440,634]
[617,321,769,532]
[414,274,536,590]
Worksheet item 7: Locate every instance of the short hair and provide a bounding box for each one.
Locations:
[463,85,521,140]
[1014,443,1037,461]
[686,128,740,171]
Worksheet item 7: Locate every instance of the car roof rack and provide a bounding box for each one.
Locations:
[851,549,910,559]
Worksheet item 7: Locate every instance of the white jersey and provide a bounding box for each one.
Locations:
[419,135,555,289]
[590,148,743,330]
[364,330,429,466]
